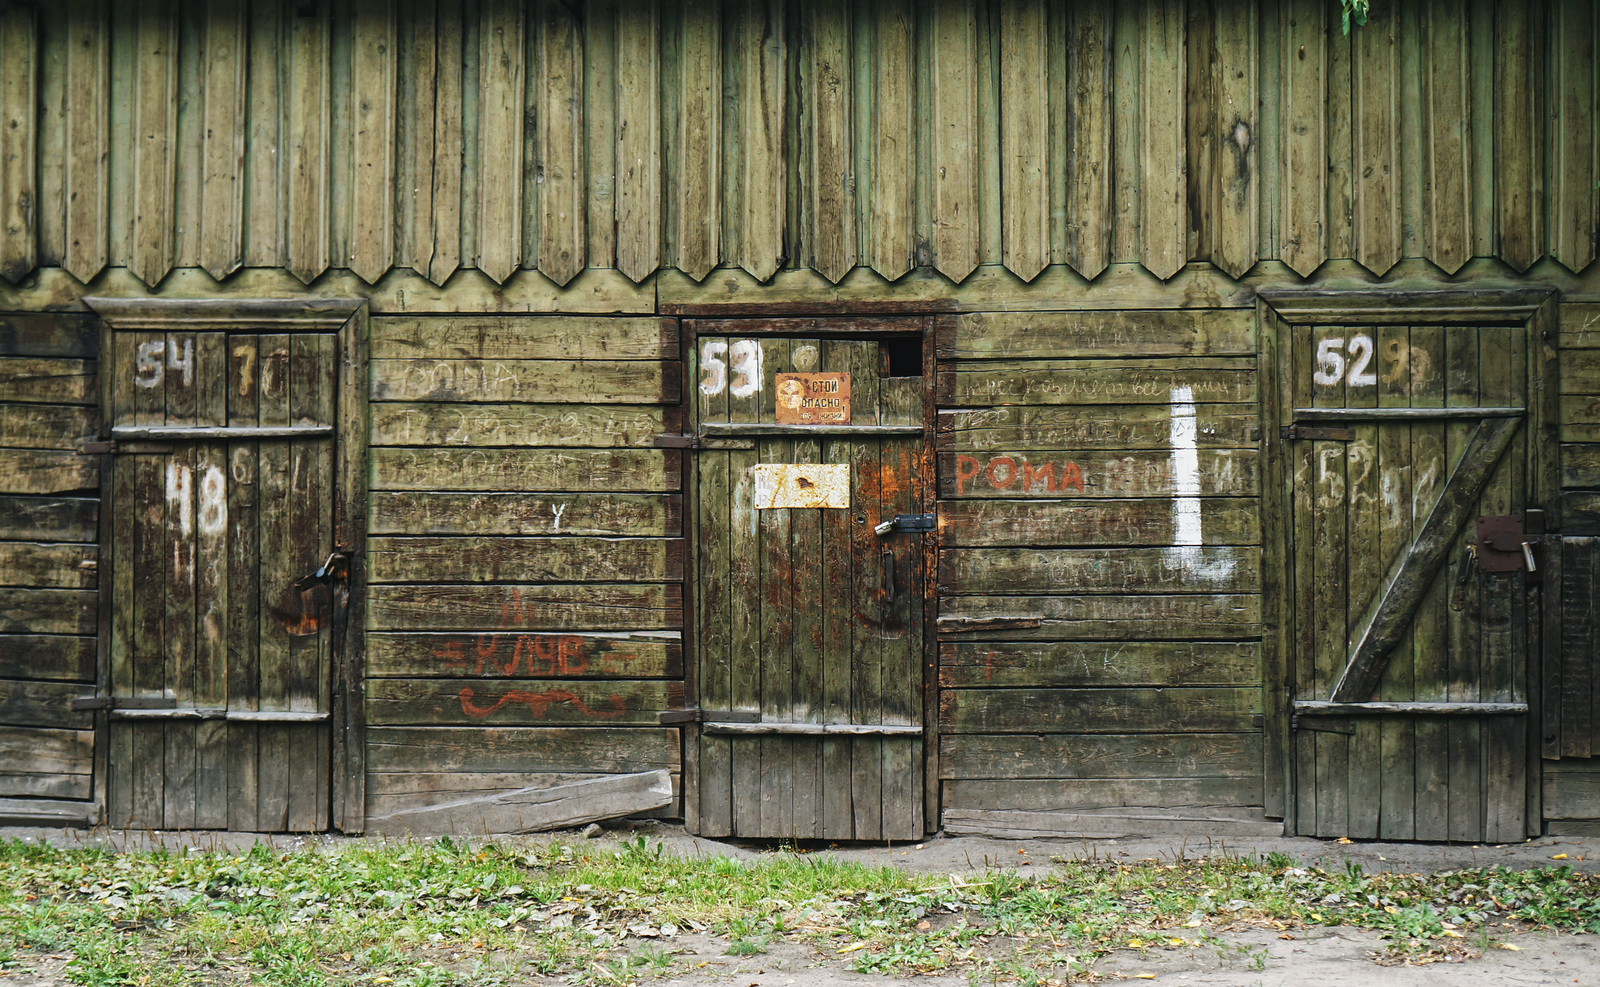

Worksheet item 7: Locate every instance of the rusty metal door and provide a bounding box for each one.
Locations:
[689,329,928,840]
[1284,324,1535,842]
[105,330,339,830]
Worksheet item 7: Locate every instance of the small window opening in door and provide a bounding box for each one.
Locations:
[880,336,922,377]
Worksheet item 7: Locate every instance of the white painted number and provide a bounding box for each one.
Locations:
[698,340,728,395]
[135,341,166,388]
[698,339,764,398]
[1313,334,1377,387]
[197,465,227,536]
[167,339,194,387]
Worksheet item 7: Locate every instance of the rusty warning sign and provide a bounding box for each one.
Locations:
[751,463,851,509]
[775,372,852,425]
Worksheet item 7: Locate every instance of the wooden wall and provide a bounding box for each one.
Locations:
[0,315,99,815]
[932,309,1267,821]
[0,0,1595,292]
[359,314,686,821]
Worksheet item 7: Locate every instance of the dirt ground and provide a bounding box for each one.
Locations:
[1,823,1595,986]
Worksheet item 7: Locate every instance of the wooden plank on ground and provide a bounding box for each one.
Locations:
[368,769,672,835]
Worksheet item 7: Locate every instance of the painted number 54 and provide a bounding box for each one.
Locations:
[1313,334,1377,388]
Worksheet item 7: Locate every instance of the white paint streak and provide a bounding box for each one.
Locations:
[1168,386,1236,581]
[551,502,566,532]
[165,461,193,537]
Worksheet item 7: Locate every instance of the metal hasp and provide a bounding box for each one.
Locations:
[873,513,936,535]
[1474,513,1540,576]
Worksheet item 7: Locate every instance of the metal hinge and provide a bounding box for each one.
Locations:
[652,434,696,449]
[1280,423,1356,441]
[70,696,175,711]
[656,708,761,725]
[74,437,172,455]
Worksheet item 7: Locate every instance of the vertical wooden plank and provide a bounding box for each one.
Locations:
[820,341,855,837]
[1408,325,1449,840]
[1421,0,1472,275]
[928,0,977,283]
[1212,1,1257,279]
[584,0,615,272]
[108,335,135,826]
[1185,0,1213,265]
[226,334,261,831]
[36,9,64,268]
[1139,0,1185,281]
[243,0,281,268]
[1064,0,1112,280]
[615,0,660,282]
[1479,325,1524,841]
[1289,325,1315,832]
[1350,1,1399,276]
[757,340,793,835]
[255,335,291,830]
[998,0,1046,282]
[163,332,199,830]
[1325,14,1352,264]
[334,311,366,833]
[0,3,37,283]
[737,0,784,281]
[1258,303,1289,823]
[127,1,178,288]
[1444,326,1481,842]
[1280,0,1325,276]
[726,334,762,836]
[808,0,855,284]
[172,2,203,270]
[975,3,999,268]
[675,0,719,280]
[475,0,524,284]
[130,331,167,828]
[849,340,882,839]
[789,354,824,839]
[62,0,109,283]
[1376,326,1415,839]
[1550,0,1595,273]
[1344,328,1381,840]
[284,3,330,284]
[190,334,230,829]
[1540,536,1562,760]
[878,372,923,841]
[1311,326,1349,837]
[430,3,462,284]
[534,0,585,285]
[398,0,436,281]
[1493,1,1543,273]
[1562,539,1595,756]
[198,0,247,280]
[869,0,913,281]
[350,0,396,284]
[693,332,733,835]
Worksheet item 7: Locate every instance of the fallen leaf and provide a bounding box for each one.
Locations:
[1497,943,1521,951]
[1168,938,1185,946]
[1134,975,1157,980]
[1279,934,1296,940]
[1126,939,1146,948]
[1552,853,1569,860]
[915,921,931,931]
[838,943,869,954]
[1336,837,1353,844]
[1442,930,1464,938]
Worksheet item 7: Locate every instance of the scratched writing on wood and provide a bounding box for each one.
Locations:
[432,633,650,678]
[953,454,1085,495]
[457,686,626,720]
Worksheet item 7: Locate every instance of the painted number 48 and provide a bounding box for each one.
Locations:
[1313,334,1377,388]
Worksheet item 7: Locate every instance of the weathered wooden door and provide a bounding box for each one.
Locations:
[106,330,339,831]
[690,328,928,840]
[1284,324,1535,841]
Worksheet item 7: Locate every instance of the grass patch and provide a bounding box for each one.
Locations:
[0,834,1594,985]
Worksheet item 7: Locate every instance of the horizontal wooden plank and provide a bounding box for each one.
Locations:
[0,451,98,495]
[370,403,674,448]
[370,493,682,537]
[0,772,90,800]
[366,678,685,726]
[1563,444,1600,488]
[0,358,95,404]
[367,631,681,679]
[0,497,97,542]
[1542,760,1600,820]
[0,543,97,589]
[940,687,1262,734]
[371,316,677,360]
[936,359,1256,406]
[941,807,1282,838]
[0,679,92,729]
[938,450,1258,498]
[0,589,96,635]
[938,404,1257,451]
[367,584,682,632]
[0,403,98,450]
[939,732,1261,780]
[939,641,1260,688]
[369,537,683,584]
[0,315,97,358]
[938,498,1261,547]
[1568,492,1600,535]
[370,448,680,492]
[1564,350,1600,394]
[0,635,96,682]
[0,725,93,773]
[942,776,1263,811]
[938,594,1262,640]
[365,771,681,821]
[369,360,681,404]
[366,725,682,773]
[368,770,675,835]
[938,547,1260,595]
[935,310,1256,359]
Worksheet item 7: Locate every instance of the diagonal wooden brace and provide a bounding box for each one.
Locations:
[1329,416,1521,702]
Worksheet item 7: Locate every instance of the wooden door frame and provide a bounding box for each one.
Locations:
[83,297,370,833]
[676,314,940,836]
[1257,287,1558,836]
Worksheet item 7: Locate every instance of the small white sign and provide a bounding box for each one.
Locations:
[751,463,851,509]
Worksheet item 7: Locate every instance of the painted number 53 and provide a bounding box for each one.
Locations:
[699,339,763,398]
[1313,334,1377,388]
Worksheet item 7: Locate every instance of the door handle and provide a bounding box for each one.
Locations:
[882,549,896,599]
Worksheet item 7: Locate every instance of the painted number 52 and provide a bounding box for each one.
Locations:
[699,339,763,398]
[1313,334,1377,388]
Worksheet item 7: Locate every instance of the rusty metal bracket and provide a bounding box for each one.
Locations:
[652,434,696,449]
[1474,514,1539,575]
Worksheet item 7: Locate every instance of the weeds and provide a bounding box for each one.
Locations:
[0,837,1594,985]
